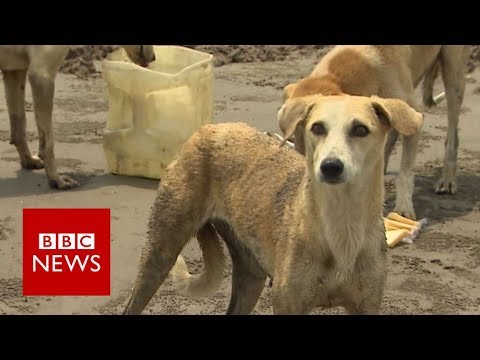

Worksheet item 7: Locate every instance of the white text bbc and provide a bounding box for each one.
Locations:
[39,233,95,250]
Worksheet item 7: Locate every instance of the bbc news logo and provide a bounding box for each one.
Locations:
[34,234,100,273]
[23,209,110,296]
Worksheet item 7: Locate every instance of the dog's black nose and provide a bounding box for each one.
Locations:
[320,158,344,180]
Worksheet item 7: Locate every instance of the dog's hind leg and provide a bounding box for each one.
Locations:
[123,189,209,314]
[2,69,44,170]
[213,220,267,315]
[123,142,213,315]
[434,46,468,194]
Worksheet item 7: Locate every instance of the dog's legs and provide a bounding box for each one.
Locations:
[379,71,423,219]
[36,122,47,162]
[227,255,267,315]
[29,71,78,189]
[344,300,381,315]
[392,94,423,220]
[123,161,211,315]
[344,282,384,315]
[383,129,399,174]
[2,69,44,169]
[123,221,197,315]
[271,262,317,315]
[28,47,78,189]
[272,291,312,315]
[393,131,420,220]
[123,229,192,315]
[344,270,386,315]
[212,220,266,315]
[435,46,467,194]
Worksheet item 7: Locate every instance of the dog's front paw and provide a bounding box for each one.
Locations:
[393,202,416,221]
[21,156,45,170]
[435,177,457,194]
[48,175,80,190]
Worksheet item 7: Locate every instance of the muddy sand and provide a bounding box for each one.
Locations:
[0,46,479,315]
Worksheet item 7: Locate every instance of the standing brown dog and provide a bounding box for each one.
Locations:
[123,94,423,315]
[0,45,155,189]
[279,45,470,220]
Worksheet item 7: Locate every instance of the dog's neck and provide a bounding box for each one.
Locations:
[303,159,385,268]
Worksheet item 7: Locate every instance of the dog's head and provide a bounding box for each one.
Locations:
[278,76,344,149]
[279,95,423,185]
[121,45,156,67]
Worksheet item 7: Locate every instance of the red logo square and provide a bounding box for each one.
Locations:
[23,208,110,296]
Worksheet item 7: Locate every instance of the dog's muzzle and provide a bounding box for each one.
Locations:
[139,45,156,67]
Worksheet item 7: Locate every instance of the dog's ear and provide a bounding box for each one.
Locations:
[278,99,316,155]
[283,83,297,101]
[370,96,424,136]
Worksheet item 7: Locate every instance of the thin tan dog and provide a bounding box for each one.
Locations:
[279,45,470,219]
[122,94,423,315]
[0,45,155,189]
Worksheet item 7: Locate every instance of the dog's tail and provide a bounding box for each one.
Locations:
[169,222,225,298]
[422,57,443,108]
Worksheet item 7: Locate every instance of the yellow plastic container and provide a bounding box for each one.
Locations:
[101,46,214,179]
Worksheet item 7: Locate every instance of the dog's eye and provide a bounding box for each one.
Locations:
[350,125,369,137]
[311,123,327,136]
